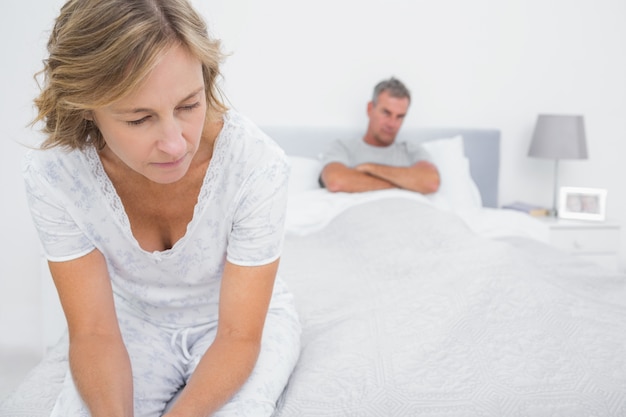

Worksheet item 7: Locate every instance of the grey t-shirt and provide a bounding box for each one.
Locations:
[320,138,432,168]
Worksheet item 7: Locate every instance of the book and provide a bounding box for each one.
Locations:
[502,201,550,217]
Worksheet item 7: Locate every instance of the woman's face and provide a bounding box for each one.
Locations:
[92,44,207,184]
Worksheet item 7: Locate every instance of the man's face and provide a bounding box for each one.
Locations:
[365,90,410,147]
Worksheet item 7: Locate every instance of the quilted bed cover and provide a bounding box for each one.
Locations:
[275,196,626,416]
[2,195,626,416]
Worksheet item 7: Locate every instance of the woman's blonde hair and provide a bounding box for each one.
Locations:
[34,0,227,150]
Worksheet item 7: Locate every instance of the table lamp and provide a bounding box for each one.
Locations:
[528,114,588,216]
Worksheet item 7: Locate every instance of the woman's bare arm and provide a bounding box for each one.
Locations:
[49,249,133,417]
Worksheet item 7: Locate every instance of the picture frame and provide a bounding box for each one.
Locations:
[558,186,607,221]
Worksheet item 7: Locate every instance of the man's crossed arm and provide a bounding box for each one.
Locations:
[320,161,440,194]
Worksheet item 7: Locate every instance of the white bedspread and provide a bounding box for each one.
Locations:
[276,197,626,416]
[286,188,549,242]
[3,197,625,417]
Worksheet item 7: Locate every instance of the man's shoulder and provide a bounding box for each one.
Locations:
[323,137,361,153]
[331,137,361,146]
[320,137,361,165]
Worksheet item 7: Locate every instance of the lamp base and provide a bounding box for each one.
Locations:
[551,160,560,219]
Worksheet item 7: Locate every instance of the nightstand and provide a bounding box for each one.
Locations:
[536,217,621,271]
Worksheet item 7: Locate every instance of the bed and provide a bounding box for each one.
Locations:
[2,126,626,417]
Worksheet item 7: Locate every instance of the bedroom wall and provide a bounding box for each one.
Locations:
[1,0,625,357]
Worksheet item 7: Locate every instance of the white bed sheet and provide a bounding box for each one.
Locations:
[286,188,549,243]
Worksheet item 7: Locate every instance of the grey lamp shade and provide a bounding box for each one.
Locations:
[528,114,588,160]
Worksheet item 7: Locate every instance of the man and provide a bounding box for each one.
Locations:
[319,77,440,194]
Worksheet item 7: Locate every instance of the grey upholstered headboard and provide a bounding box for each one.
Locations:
[260,126,500,208]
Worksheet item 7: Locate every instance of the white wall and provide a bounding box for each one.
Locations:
[1,0,625,354]
[1,0,66,355]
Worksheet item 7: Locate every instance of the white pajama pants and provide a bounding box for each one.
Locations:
[50,302,301,417]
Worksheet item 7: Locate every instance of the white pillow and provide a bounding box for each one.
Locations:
[287,155,322,194]
[421,135,483,209]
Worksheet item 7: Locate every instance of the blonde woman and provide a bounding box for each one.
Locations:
[23,0,301,416]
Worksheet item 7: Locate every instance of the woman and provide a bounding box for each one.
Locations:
[23,0,301,416]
